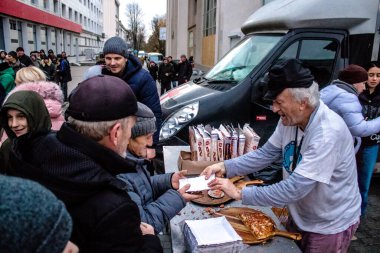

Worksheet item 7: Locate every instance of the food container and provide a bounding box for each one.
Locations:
[183,217,244,253]
[177,151,219,175]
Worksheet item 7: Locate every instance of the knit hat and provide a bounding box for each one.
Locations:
[338,64,368,85]
[0,175,72,253]
[131,103,157,138]
[264,59,314,101]
[103,36,128,57]
[66,75,151,121]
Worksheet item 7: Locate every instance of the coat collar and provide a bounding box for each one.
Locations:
[57,123,137,176]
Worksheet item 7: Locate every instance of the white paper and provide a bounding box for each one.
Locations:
[185,217,242,246]
[179,174,215,192]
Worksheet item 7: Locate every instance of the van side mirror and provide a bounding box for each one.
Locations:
[251,72,269,102]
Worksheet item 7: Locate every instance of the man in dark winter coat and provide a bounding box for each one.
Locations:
[84,36,162,144]
[177,54,193,85]
[16,47,33,67]
[158,57,174,95]
[8,75,163,253]
[56,54,71,101]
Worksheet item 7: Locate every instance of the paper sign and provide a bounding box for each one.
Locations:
[179,174,215,192]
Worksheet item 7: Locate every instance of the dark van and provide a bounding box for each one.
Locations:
[158,0,380,170]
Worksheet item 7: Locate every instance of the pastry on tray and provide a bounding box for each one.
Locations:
[239,210,275,240]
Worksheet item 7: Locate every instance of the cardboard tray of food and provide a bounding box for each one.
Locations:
[212,207,302,244]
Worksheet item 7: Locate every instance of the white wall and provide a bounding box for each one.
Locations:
[216,0,262,61]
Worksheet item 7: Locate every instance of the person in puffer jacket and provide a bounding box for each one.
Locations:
[320,64,380,152]
[83,37,162,144]
[117,103,201,233]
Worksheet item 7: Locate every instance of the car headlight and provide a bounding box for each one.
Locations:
[159,102,199,141]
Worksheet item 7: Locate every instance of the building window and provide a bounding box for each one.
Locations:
[53,0,58,13]
[74,11,78,22]
[203,0,216,37]
[263,0,276,4]
[62,4,66,18]
[43,0,49,10]
[69,8,73,20]
[31,0,38,5]
[10,20,17,30]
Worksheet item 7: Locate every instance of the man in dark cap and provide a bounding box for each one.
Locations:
[320,64,380,152]
[202,59,361,253]
[84,36,162,145]
[9,75,163,252]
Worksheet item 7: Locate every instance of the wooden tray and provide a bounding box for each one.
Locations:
[191,177,263,206]
[213,207,302,244]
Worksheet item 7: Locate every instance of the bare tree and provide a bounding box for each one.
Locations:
[146,15,166,54]
[125,3,145,51]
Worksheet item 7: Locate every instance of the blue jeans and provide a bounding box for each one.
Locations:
[171,80,177,88]
[357,144,379,215]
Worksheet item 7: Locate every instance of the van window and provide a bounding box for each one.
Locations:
[276,39,338,87]
[204,34,283,85]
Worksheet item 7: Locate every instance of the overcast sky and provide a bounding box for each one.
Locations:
[119,0,167,37]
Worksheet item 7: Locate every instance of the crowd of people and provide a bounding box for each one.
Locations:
[0,47,72,104]
[0,36,379,253]
[147,54,193,95]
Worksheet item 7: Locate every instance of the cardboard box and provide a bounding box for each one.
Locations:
[177,151,219,175]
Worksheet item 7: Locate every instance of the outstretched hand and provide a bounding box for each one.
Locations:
[201,162,226,179]
[171,170,188,189]
[178,184,203,202]
[208,177,242,200]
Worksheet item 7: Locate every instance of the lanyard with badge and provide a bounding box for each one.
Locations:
[292,127,304,172]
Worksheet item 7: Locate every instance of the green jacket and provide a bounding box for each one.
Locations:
[0,65,15,95]
[0,90,51,174]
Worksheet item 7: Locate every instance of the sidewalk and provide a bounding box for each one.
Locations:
[349,176,380,253]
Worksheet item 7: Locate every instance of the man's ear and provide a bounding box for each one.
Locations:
[299,99,307,111]
[109,122,122,146]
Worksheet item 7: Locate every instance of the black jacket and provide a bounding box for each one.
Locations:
[158,63,175,83]
[18,54,33,67]
[178,60,193,84]
[148,63,158,81]
[9,123,163,253]
[359,84,380,146]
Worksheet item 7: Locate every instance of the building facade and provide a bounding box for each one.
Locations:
[103,0,127,41]
[166,0,272,69]
[0,0,121,63]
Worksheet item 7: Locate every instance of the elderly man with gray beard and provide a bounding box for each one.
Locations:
[202,59,361,253]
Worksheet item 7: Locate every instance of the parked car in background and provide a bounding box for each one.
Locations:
[138,50,146,65]
[146,52,164,65]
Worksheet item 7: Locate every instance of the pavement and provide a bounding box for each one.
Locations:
[69,65,380,253]
[349,176,380,253]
